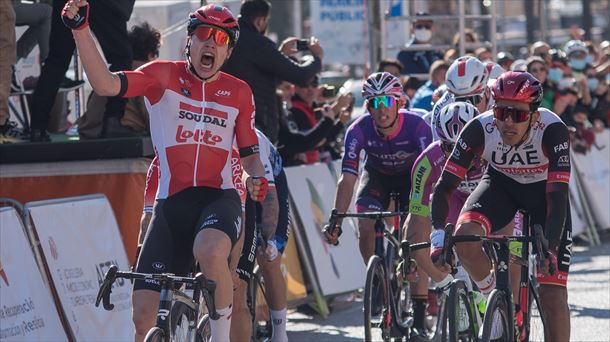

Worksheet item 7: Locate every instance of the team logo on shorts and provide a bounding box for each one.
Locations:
[152,261,166,271]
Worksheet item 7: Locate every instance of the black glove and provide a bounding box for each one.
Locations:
[61,1,90,30]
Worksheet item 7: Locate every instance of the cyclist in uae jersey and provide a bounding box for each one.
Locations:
[323,72,431,263]
[62,2,268,341]
[403,102,483,335]
[430,72,572,341]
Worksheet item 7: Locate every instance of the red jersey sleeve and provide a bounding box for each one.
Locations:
[235,82,259,157]
[117,61,171,105]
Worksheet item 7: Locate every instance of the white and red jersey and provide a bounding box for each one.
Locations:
[144,148,246,213]
[119,60,258,200]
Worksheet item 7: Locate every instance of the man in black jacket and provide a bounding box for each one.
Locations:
[223,0,323,144]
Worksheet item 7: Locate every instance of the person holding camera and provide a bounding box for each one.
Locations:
[223,0,323,144]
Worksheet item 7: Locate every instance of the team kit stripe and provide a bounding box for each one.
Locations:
[458,211,492,235]
[444,161,467,179]
[548,171,570,183]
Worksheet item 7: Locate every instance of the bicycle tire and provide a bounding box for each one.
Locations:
[429,290,448,342]
[170,301,197,341]
[144,327,166,342]
[250,267,272,341]
[480,290,513,342]
[196,314,211,342]
[447,280,477,341]
[364,255,390,342]
[524,282,546,342]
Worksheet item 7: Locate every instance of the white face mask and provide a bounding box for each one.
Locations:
[414,28,432,43]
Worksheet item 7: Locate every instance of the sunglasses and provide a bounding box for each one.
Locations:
[415,24,432,29]
[455,93,483,106]
[530,67,547,73]
[493,106,531,123]
[369,95,396,109]
[193,26,231,45]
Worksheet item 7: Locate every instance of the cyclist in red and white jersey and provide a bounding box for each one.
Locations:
[430,71,572,341]
[62,1,268,341]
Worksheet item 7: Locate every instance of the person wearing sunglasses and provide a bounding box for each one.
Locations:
[323,71,431,261]
[62,1,270,341]
[430,71,573,341]
[403,102,483,338]
[396,12,443,76]
[527,56,556,110]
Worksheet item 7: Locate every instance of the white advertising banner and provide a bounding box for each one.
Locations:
[285,164,365,296]
[310,0,368,65]
[570,130,610,230]
[26,195,133,341]
[568,172,588,237]
[0,207,67,341]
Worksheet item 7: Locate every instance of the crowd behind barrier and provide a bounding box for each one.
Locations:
[1,130,608,337]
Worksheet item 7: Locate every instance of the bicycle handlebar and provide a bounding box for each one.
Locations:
[330,209,409,220]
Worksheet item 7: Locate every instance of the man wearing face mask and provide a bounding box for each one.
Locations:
[564,40,591,76]
[396,12,443,77]
[223,0,324,144]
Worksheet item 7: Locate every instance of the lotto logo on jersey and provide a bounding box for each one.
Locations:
[176,125,223,145]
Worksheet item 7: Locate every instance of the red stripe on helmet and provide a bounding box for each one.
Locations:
[457,60,466,77]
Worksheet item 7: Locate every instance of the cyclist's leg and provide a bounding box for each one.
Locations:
[193,189,242,342]
[531,200,572,342]
[232,198,256,342]
[456,172,516,296]
[354,167,390,263]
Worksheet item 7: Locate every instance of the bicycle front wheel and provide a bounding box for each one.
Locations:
[196,314,211,342]
[170,301,196,341]
[523,282,546,342]
[480,290,513,342]
[447,280,477,341]
[144,327,166,342]
[364,255,390,342]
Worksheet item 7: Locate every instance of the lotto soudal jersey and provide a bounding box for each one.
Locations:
[444,108,570,184]
[409,140,485,218]
[118,60,259,199]
[341,109,432,176]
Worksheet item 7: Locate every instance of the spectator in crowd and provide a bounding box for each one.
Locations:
[223,0,322,144]
[377,59,403,77]
[569,104,596,153]
[444,48,459,64]
[548,49,571,82]
[585,41,599,66]
[496,51,515,70]
[0,0,18,142]
[396,12,443,77]
[530,41,551,64]
[410,60,449,111]
[585,66,609,129]
[527,56,556,110]
[402,76,423,109]
[77,22,161,138]
[452,28,478,53]
[475,46,492,62]
[287,75,351,165]
[511,59,527,71]
[29,0,135,141]
[564,40,590,74]
[14,0,51,67]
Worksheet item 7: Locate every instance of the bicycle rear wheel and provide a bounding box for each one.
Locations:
[144,327,166,342]
[523,282,546,342]
[447,280,477,341]
[170,301,197,341]
[480,290,513,342]
[250,266,272,341]
[364,255,391,342]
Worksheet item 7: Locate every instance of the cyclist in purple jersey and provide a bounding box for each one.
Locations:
[323,72,431,263]
[403,102,483,336]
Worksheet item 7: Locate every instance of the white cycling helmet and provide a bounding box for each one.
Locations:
[445,56,490,96]
[435,102,479,144]
[485,61,505,80]
[563,40,588,57]
[362,72,404,100]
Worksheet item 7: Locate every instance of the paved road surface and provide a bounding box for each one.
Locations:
[286,241,610,341]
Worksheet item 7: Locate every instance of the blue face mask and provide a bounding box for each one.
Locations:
[548,68,563,83]
[569,59,587,71]
[588,78,599,91]
[585,55,594,65]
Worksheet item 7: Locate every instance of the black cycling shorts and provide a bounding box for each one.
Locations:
[458,167,573,286]
[356,166,410,213]
[134,186,241,292]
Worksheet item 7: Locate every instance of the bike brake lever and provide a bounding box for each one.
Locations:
[196,273,220,320]
[95,265,118,310]
[442,224,455,267]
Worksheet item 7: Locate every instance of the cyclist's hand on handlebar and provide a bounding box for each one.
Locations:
[322,223,342,246]
[61,0,90,30]
[247,176,269,202]
[429,229,445,265]
[539,250,558,276]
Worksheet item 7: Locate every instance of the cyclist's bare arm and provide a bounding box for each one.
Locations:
[405,213,449,281]
[431,121,483,230]
[139,212,152,245]
[333,172,357,223]
[67,1,121,96]
[542,123,571,252]
[259,187,279,240]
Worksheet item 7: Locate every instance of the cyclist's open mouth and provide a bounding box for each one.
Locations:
[201,52,215,69]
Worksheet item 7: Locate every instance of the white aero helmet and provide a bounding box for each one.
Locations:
[445,56,490,96]
[485,61,505,79]
[435,102,479,144]
[563,40,588,57]
[362,72,404,100]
